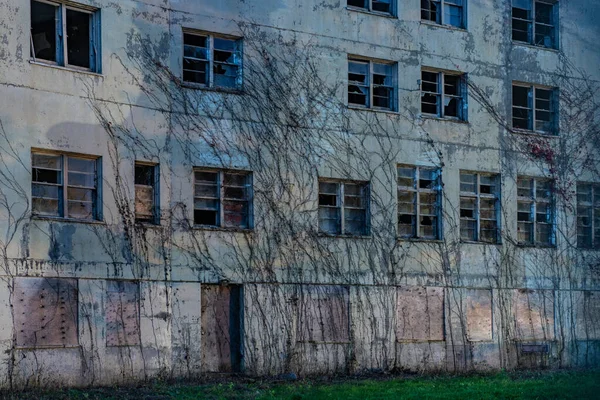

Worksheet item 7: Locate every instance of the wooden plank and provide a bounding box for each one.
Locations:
[575,291,600,340]
[14,277,78,348]
[201,285,232,372]
[298,285,350,343]
[396,286,444,341]
[515,289,554,341]
[106,281,140,347]
[466,289,493,342]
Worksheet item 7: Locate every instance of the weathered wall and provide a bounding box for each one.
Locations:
[0,0,599,388]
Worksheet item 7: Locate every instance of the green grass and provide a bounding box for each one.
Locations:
[9,369,600,400]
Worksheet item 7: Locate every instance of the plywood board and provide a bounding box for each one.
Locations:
[14,277,78,348]
[396,286,444,341]
[297,285,350,343]
[106,281,140,347]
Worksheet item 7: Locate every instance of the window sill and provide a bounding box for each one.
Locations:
[29,60,103,78]
[419,20,467,33]
[135,221,162,229]
[31,215,106,226]
[460,240,502,246]
[318,232,371,239]
[348,105,399,115]
[346,6,396,19]
[16,345,80,350]
[180,81,243,95]
[192,225,254,234]
[396,339,445,344]
[420,114,469,124]
[516,243,556,249]
[510,128,558,138]
[577,247,600,252]
[297,340,351,345]
[397,237,444,243]
[511,41,559,53]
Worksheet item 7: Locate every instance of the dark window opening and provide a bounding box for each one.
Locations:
[66,9,90,68]
[31,1,57,62]
[183,32,241,88]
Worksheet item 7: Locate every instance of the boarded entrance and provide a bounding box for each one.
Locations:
[201,284,242,372]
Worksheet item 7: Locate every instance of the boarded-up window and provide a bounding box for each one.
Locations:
[201,285,242,372]
[297,285,350,343]
[466,289,493,342]
[14,277,78,348]
[106,281,140,347]
[135,163,159,223]
[515,289,554,341]
[396,286,444,341]
[575,291,600,340]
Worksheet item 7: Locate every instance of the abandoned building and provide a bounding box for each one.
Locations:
[0,0,598,388]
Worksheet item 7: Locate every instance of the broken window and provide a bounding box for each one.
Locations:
[397,165,442,240]
[577,183,600,249]
[297,285,350,343]
[106,281,140,347]
[421,70,467,120]
[517,177,554,246]
[194,169,252,229]
[183,31,242,89]
[14,277,78,348]
[32,151,100,220]
[421,0,465,28]
[460,172,500,243]
[134,163,159,224]
[512,0,558,49]
[348,58,396,111]
[30,1,101,72]
[512,83,556,133]
[318,180,369,236]
[347,0,394,15]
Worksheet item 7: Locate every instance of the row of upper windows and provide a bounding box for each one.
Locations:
[29,1,560,136]
[349,1,558,50]
[348,60,557,134]
[31,151,600,250]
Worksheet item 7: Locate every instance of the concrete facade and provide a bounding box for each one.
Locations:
[0,0,599,388]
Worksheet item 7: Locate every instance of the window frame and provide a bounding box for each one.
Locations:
[193,168,253,230]
[30,0,101,73]
[318,179,370,237]
[516,177,555,247]
[347,0,395,16]
[511,0,558,49]
[577,182,600,250]
[421,69,468,121]
[134,162,160,224]
[512,83,557,135]
[182,29,243,90]
[347,56,397,112]
[397,165,443,240]
[459,172,501,244]
[31,149,102,222]
[421,0,467,29]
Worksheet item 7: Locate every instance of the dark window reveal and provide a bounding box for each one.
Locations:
[30,1,100,72]
[194,169,252,229]
[421,70,467,120]
[32,151,100,220]
[348,58,395,110]
[512,0,558,49]
[183,32,242,89]
[318,180,369,236]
